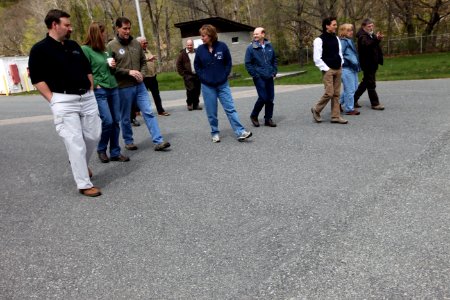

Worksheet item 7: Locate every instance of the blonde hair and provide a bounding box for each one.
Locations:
[338,23,353,38]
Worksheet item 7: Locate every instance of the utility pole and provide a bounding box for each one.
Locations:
[134,0,145,38]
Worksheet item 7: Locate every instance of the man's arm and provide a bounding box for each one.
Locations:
[87,74,94,90]
[244,46,258,78]
[34,81,53,102]
[313,37,329,71]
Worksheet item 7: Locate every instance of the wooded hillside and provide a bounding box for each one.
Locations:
[0,0,448,65]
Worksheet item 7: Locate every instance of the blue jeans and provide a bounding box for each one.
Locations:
[119,83,163,145]
[94,87,121,157]
[340,68,358,112]
[201,82,245,137]
[251,77,275,120]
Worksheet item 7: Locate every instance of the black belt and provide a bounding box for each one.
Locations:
[55,88,89,95]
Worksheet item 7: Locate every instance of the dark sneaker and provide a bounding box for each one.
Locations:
[125,144,138,150]
[237,131,252,142]
[110,154,130,162]
[154,141,171,151]
[98,152,110,163]
[250,116,260,127]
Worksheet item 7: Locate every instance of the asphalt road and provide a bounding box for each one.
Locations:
[1,79,450,299]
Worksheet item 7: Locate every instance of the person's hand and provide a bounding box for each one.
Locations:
[376,31,384,40]
[148,55,156,62]
[129,70,143,82]
[109,59,116,68]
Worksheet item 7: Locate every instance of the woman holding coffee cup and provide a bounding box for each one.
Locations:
[82,22,130,163]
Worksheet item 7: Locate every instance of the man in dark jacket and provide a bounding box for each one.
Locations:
[176,39,202,111]
[245,27,278,127]
[354,18,385,110]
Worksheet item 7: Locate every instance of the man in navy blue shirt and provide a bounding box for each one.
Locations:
[245,27,278,128]
[28,9,102,197]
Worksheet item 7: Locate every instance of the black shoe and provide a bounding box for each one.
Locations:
[264,119,277,127]
[187,104,193,111]
[98,152,110,163]
[110,154,130,162]
[250,116,260,127]
[193,104,203,110]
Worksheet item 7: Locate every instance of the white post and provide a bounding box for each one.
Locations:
[134,0,145,38]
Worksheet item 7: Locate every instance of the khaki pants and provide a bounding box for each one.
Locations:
[50,91,101,189]
[314,68,342,119]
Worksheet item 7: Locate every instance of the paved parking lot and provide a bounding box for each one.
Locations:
[1,79,450,299]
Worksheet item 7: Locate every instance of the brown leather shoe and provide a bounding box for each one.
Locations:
[98,152,110,163]
[345,110,360,115]
[331,117,348,124]
[250,116,260,127]
[154,141,171,151]
[264,119,277,127]
[371,104,385,110]
[125,143,138,150]
[158,111,171,116]
[110,154,130,162]
[79,186,102,197]
[311,107,322,123]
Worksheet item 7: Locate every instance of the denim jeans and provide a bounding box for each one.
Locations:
[340,68,358,112]
[251,77,275,120]
[94,87,121,157]
[201,82,245,137]
[119,83,163,145]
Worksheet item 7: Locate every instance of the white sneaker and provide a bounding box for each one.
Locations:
[237,130,252,142]
[212,134,220,143]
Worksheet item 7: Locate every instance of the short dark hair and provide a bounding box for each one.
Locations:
[44,9,70,29]
[322,16,337,33]
[361,18,374,27]
[115,17,131,28]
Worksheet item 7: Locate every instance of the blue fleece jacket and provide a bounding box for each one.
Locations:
[194,41,232,87]
[244,39,277,79]
[340,37,361,72]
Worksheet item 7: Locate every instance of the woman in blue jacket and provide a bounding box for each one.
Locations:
[339,24,361,115]
[194,24,252,143]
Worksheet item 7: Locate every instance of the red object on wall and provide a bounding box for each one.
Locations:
[9,64,21,85]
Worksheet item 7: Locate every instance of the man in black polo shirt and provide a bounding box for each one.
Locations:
[28,9,102,197]
[311,17,348,124]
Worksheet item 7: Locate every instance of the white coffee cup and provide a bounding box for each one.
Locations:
[107,57,114,66]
